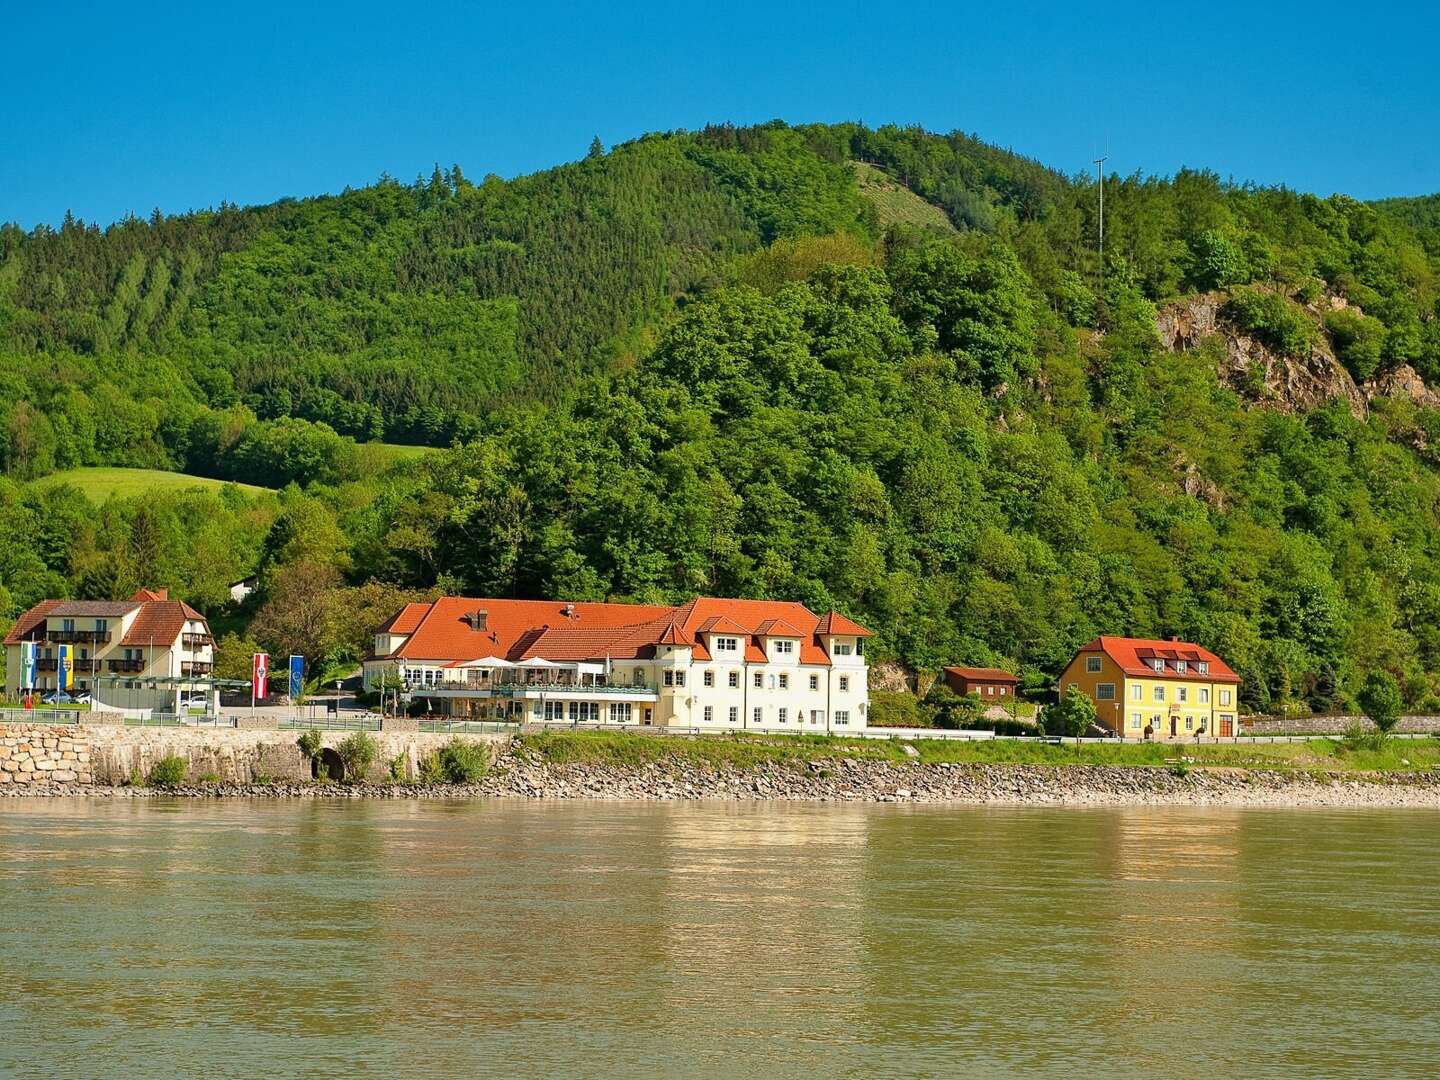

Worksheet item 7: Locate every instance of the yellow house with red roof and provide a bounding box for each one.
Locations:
[1058,636,1242,739]
[3,588,217,715]
[364,596,872,732]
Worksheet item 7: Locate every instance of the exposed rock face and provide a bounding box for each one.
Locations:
[1156,294,1367,417]
[869,660,911,694]
[1368,364,1440,410]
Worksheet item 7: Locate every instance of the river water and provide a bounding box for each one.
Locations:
[1,800,1436,1078]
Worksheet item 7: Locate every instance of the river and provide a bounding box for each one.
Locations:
[1,800,1436,1078]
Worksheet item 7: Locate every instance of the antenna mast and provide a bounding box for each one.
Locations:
[1094,154,1108,289]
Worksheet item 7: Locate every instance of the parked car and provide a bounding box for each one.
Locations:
[40,691,90,705]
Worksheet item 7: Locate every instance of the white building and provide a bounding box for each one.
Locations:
[363,596,872,732]
[3,588,217,715]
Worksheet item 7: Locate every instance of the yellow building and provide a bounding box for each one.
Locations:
[1058,636,1242,739]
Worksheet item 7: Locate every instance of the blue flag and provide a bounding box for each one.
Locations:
[289,654,305,699]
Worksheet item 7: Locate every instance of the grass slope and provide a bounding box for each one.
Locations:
[518,730,1440,774]
[850,161,956,232]
[31,467,273,501]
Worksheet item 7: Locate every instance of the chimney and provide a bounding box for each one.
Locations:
[563,604,576,619]
[154,587,168,600]
[469,610,488,631]
[1169,635,1179,642]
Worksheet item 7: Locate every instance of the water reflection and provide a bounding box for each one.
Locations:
[1,801,1438,1078]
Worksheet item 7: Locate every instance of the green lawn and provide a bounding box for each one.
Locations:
[516,730,1440,774]
[357,442,437,467]
[31,467,272,501]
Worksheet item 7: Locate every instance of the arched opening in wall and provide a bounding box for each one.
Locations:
[315,747,345,781]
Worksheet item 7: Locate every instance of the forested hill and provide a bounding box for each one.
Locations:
[3,121,1440,716]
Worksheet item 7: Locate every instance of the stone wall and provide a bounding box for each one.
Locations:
[1,723,507,787]
[0,725,94,786]
[1242,714,1440,736]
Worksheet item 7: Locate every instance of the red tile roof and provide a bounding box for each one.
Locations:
[815,610,873,637]
[1076,636,1241,683]
[945,665,1019,684]
[4,591,209,648]
[3,600,62,645]
[378,596,872,668]
[754,618,804,638]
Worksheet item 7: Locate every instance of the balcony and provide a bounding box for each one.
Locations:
[46,630,112,644]
[181,662,213,676]
[36,658,58,672]
[107,658,145,673]
[182,633,213,649]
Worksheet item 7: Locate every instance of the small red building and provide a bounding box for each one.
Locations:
[943,665,1020,701]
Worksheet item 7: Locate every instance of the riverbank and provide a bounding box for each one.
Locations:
[5,734,1440,806]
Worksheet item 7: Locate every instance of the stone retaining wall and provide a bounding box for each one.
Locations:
[1243,714,1440,736]
[0,725,93,786]
[1,723,507,787]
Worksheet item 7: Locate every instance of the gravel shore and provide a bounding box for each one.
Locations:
[5,749,1440,807]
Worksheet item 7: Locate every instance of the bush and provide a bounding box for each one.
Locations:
[1357,671,1404,742]
[297,729,323,761]
[436,738,489,783]
[418,751,447,785]
[1325,308,1387,381]
[146,756,188,788]
[388,753,407,782]
[1223,288,1316,358]
[335,732,378,782]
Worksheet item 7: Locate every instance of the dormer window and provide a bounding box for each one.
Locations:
[1197,661,1209,675]
[714,636,738,652]
[1175,660,1187,674]
[773,640,794,656]
[833,643,852,656]
[1150,658,1164,673]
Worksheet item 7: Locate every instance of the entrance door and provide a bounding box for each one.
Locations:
[1220,715,1233,737]
[1169,715,1177,738]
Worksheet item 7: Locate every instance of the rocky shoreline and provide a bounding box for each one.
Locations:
[4,753,1440,807]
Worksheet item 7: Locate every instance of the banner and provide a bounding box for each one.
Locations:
[57,644,74,692]
[288,654,305,699]
[19,642,37,691]
[252,653,269,699]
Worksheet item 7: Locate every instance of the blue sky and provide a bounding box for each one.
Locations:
[4,1,1437,228]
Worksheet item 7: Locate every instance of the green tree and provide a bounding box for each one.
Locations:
[1046,685,1099,750]
[1357,671,1404,741]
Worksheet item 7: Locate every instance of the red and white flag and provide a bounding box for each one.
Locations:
[253,652,269,699]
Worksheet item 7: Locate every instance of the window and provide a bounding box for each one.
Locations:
[778,708,788,724]
[610,703,632,723]
[1184,716,1194,731]
[1153,686,1165,702]
[809,674,819,691]
[728,671,739,688]
[542,700,565,720]
[1150,658,1164,673]
[703,670,714,687]
[1199,688,1209,703]
[752,707,763,725]
[833,643,852,656]
[999,687,1007,696]
[778,673,789,690]
[1175,660,1188,674]
[811,710,822,725]
[986,685,995,696]
[773,639,794,656]
[1096,683,1115,700]
[1131,684,1142,701]
[1220,689,1232,706]
[1130,713,1142,729]
[663,671,674,687]
[753,672,763,688]
[1086,656,1102,673]
[674,671,685,687]
[703,706,713,723]
[835,710,850,726]
[839,676,849,692]
[856,640,864,655]
[633,669,645,687]
[1197,661,1209,675]
[1177,687,1188,703]
[94,619,108,633]
[715,636,738,652]
[728,706,738,723]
